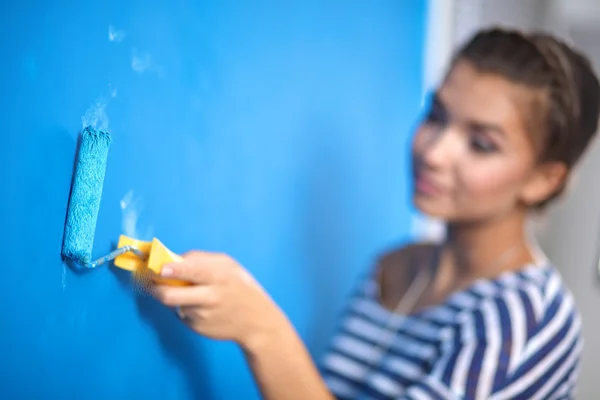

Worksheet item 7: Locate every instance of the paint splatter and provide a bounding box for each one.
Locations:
[62,264,67,291]
[131,48,164,77]
[120,190,141,238]
[131,49,152,73]
[120,190,153,240]
[108,83,118,98]
[81,97,109,132]
[108,25,126,42]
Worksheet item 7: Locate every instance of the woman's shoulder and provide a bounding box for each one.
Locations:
[377,241,439,266]
[375,241,439,305]
[376,240,440,275]
[460,263,581,338]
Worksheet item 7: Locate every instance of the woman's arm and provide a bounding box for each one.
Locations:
[241,310,334,400]
[150,251,334,400]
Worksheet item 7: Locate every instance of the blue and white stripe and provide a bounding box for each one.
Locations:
[321,263,582,399]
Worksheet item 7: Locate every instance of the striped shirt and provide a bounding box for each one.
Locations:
[321,262,582,399]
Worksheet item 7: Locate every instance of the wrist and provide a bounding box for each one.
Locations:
[240,305,292,356]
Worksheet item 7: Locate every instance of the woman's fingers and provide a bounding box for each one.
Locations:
[160,251,228,284]
[151,284,217,307]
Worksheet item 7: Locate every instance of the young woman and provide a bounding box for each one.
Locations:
[151,28,600,399]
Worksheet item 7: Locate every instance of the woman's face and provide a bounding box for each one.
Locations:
[412,60,553,222]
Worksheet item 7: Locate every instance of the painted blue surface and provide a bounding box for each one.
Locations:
[0,1,427,398]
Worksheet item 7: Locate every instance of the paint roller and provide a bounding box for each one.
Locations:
[61,126,189,286]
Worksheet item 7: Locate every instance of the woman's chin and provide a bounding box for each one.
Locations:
[412,194,451,220]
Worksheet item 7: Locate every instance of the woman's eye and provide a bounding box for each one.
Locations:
[470,135,498,153]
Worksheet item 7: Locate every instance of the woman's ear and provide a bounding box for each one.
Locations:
[519,161,568,206]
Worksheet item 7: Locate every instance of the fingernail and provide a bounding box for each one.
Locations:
[161,266,174,276]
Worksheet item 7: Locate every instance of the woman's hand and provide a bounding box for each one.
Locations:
[150,251,284,350]
[151,251,334,400]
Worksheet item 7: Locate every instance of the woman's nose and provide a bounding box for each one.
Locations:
[420,126,461,170]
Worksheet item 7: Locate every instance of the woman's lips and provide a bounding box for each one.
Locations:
[414,173,445,196]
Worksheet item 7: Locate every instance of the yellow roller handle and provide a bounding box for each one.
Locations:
[114,234,191,287]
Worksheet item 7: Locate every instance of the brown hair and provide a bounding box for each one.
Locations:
[452,27,600,207]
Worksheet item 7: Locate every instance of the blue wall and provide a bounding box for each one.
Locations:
[0,1,427,398]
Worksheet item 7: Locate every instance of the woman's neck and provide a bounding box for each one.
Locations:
[442,209,535,281]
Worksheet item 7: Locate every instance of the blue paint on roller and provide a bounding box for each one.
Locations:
[61,126,112,266]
